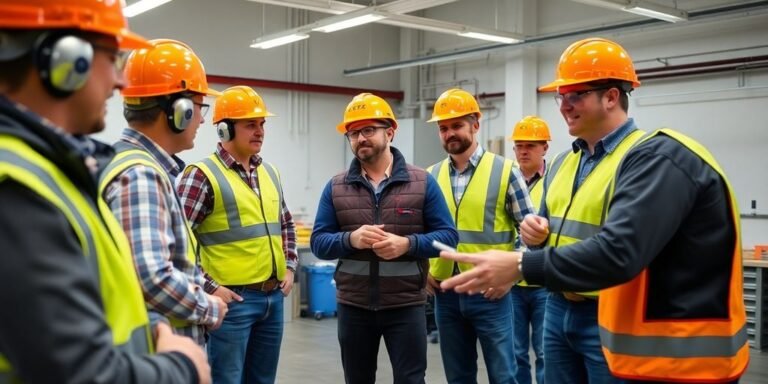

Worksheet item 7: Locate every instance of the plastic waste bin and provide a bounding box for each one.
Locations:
[303,263,337,320]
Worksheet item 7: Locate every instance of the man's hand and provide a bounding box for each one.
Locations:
[155,322,211,384]
[212,286,243,303]
[372,234,409,260]
[483,281,514,301]
[425,274,441,296]
[350,224,388,249]
[521,214,549,247]
[280,269,295,297]
[206,294,227,331]
[439,250,522,294]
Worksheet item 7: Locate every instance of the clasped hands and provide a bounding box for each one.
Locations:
[350,224,409,260]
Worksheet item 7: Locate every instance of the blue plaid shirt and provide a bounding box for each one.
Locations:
[102,128,219,345]
[448,145,534,226]
[572,118,637,190]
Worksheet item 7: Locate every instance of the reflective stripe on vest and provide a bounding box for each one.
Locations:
[338,259,422,277]
[190,155,286,285]
[100,147,200,330]
[598,129,749,381]
[427,152,516,280]
[545,129,646,298]
[0,136,152,378]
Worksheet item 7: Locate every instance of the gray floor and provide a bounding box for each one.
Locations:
[277,317,768,384]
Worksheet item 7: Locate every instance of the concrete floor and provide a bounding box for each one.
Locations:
[276,317,768,384]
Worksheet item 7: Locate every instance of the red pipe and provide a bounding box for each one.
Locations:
[637,55,768,74]
[207,74,404,100]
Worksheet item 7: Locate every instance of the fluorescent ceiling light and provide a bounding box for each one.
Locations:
[250,33,309,49]
[571,0,630,10]
[625,1,688,23]
[123,0,173,18]
[458,31,521,44]
[312,13,386,33]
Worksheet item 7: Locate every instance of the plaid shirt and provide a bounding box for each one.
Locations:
[176,143,298,291]
[102,128,218,345]
[449,145,534,225]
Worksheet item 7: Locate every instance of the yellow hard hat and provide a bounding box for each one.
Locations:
[336,93,397,134]
[427,88,482,123]
[509,116,551,142]
[213,86,274,124]
[539,37,640,92]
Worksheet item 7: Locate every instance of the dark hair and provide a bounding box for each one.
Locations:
[0,52,33,93]
[123,104,163,125]
[589,80,631,112]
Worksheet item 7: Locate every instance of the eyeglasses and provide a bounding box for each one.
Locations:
[194,102,210,118]
[91,43,129,72]
[554,87,610,106]
[345,125,388,140]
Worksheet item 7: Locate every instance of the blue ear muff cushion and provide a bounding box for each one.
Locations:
[216,121,233,141]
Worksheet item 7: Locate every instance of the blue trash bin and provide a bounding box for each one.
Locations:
[303,263,337,320]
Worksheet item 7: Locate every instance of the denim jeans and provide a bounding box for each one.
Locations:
[207,288,284,384]
[544,292,624,384]
[510,285,548,384]
[435,289,517,384]
[337,303,427,384]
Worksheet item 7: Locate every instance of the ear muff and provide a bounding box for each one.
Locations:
[35,33,94,98]
[165,96,195,133]
[216,120,234,142]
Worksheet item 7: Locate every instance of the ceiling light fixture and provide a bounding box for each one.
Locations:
[458,31,521,44]
[571,0,688,23]
[625,1,688,23]
[311,7,387,33]
[250,33,310,49]
[313,13,386,33]
[123,0,174,18]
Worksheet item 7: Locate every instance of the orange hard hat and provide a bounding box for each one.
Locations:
[336,93,397,134]
[428,88,482,123]
[539,38,640,92]
[509,116,551,142]
[0,0,150,50]
[122,39,220,98]
[213,86,274,124]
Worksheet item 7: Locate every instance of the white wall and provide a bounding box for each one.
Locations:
[101,0,768,246]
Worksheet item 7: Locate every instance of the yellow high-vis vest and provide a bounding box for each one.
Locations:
[99,147,198,329]
[190,154,286,285]
[545,129,645,298]
[598,129,748,382]
[0,135,152,379]
[427,152,517,281]
[517,163,547,288]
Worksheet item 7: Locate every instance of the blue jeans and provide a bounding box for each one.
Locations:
[544,293,624,384]
[435,289,517,384]
[510,285,547,384]
[337,303,427,384]
[208,288,284,384]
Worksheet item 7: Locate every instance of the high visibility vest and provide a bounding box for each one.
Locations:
[99,146,199,329]
[598,129,748,382]
[427,152,517,281]
[190,154,286,285]
[545,129,646,298]
[0,135,153,380]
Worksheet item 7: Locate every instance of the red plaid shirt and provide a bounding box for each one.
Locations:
[177,144,298,292]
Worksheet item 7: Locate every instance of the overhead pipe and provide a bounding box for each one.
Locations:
[464,54,768,98]
[344,1,768,76]
[206,74,404,100]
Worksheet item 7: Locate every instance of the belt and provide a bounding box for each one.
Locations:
[227,278,281,292]
[562,292,597,302]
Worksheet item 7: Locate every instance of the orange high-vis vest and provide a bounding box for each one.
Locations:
[598,129,748,382]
